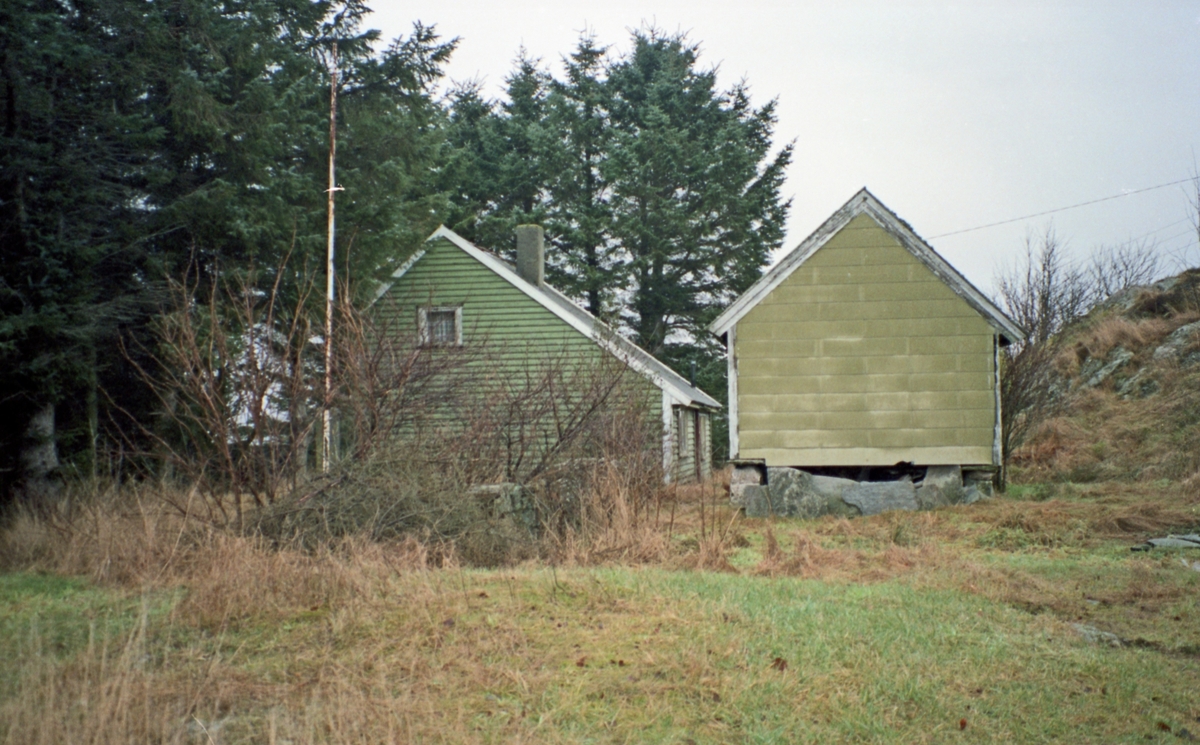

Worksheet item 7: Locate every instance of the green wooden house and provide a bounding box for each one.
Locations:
[709,188,1024,473]
[373,225,719,482]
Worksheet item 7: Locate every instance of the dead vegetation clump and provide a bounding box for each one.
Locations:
[3,474,1199,742]
[969,488,1198,544]
[1013,361,1200,483]
[750,529,850,579]
[749,519,940,583]
[1059,315,1174,375]
[1125,268,1200,317]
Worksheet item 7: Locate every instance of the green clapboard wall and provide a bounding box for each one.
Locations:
[377,236,667,470]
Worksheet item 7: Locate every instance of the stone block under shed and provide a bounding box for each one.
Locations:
[741,465,984,519]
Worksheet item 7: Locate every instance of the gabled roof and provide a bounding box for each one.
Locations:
[374,225,721,410]
[708,188,1027,344]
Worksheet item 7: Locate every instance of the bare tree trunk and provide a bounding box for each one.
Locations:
[17,402,61,504]
[86,343,98,482]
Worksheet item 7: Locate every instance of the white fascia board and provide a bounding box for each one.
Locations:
[726,324,739,459]
[860,198,1027,344]
[588,325,718,410]
[708,197,859,336]
[581,314,721,410]
[708,189,1027,345]
[368,247,429,306]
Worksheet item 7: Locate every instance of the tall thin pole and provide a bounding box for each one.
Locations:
[322,41,339,473]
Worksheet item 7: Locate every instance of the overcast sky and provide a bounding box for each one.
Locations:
[369,2,1200,293]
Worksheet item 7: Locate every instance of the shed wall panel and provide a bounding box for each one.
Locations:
[734,214,997,467]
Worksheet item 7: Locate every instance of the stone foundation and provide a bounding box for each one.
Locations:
[736,465,993,519]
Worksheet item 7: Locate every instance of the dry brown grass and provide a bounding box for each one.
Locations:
[737,484,1199,586]
[2,477,1198,742]
[1014,358,1200,483]
[0,480,769,743]
[1062,315,1175,374]
[1020,300,1200,486]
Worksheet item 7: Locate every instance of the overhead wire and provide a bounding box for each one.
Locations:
[928,177,1195,239]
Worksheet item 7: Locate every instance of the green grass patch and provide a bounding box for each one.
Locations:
[0,573,134,657]
[7,563,1186,743]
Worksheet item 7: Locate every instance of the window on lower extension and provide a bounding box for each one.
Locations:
[419,306,462,345]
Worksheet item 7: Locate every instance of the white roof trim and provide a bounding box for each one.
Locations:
[377,225,721,410]
[369,247,428,304]
[708,188,1026,344]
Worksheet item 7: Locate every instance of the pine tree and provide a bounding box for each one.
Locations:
[448,28,792,465]
[442,51,552,253]
[0,0,169,498]
[453,28,792,354]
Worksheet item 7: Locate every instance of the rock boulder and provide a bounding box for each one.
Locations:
[842,479,919,516]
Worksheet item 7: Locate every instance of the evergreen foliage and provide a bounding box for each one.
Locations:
[446,28,793,464]
[448,28,793,356]
[1,0,457,500]
[0,9,785,497]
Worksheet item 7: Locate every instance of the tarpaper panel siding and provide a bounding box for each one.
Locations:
[734,214,997,467]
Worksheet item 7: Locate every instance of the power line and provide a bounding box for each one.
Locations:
[1137,216,1192,239]
[929,177,1195,239]
[1154,228,1196,246]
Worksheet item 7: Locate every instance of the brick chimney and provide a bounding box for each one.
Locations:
[515,224,544,287]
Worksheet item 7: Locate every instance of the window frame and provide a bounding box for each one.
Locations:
[417,305,463,346]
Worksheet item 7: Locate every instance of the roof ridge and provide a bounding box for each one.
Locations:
[708,189,1026,344]
[376,225,721,410]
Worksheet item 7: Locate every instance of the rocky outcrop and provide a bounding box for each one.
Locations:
[843,479,918,516]
[1151,320,1200,364]
[742,469,858,519]
[1073,319,1200,400]
[915,465,963,509]
[1078,346,1134,389]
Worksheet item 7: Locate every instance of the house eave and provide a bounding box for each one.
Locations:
[379,226,722,411]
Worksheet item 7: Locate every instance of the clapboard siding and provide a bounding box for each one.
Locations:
[379,238,605,362]
[735,213,997,467]
[375,235,726,481]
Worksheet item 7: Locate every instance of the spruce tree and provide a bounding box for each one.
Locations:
[605,29,791,355]
[453,28,791,354]
[0,0,459,501]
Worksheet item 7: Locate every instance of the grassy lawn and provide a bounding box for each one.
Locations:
[1,483,1198,743]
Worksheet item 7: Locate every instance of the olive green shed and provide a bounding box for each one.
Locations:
[373,226,720,482]
[709,189,1025,470]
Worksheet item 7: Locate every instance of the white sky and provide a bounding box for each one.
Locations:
[369,1,1200,294]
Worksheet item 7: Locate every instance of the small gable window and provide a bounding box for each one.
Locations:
[418,306,462,345]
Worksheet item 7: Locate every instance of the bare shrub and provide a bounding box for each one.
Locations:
[993,227,1170,488]
[995,229,1085,488]
[236,333,670,565]
[113,257,481,527]
[994,227,1184,487]
[117,259,322,516]
[998,228,1091,347]
[98,241,675,564]
[1088,238,1162,301]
